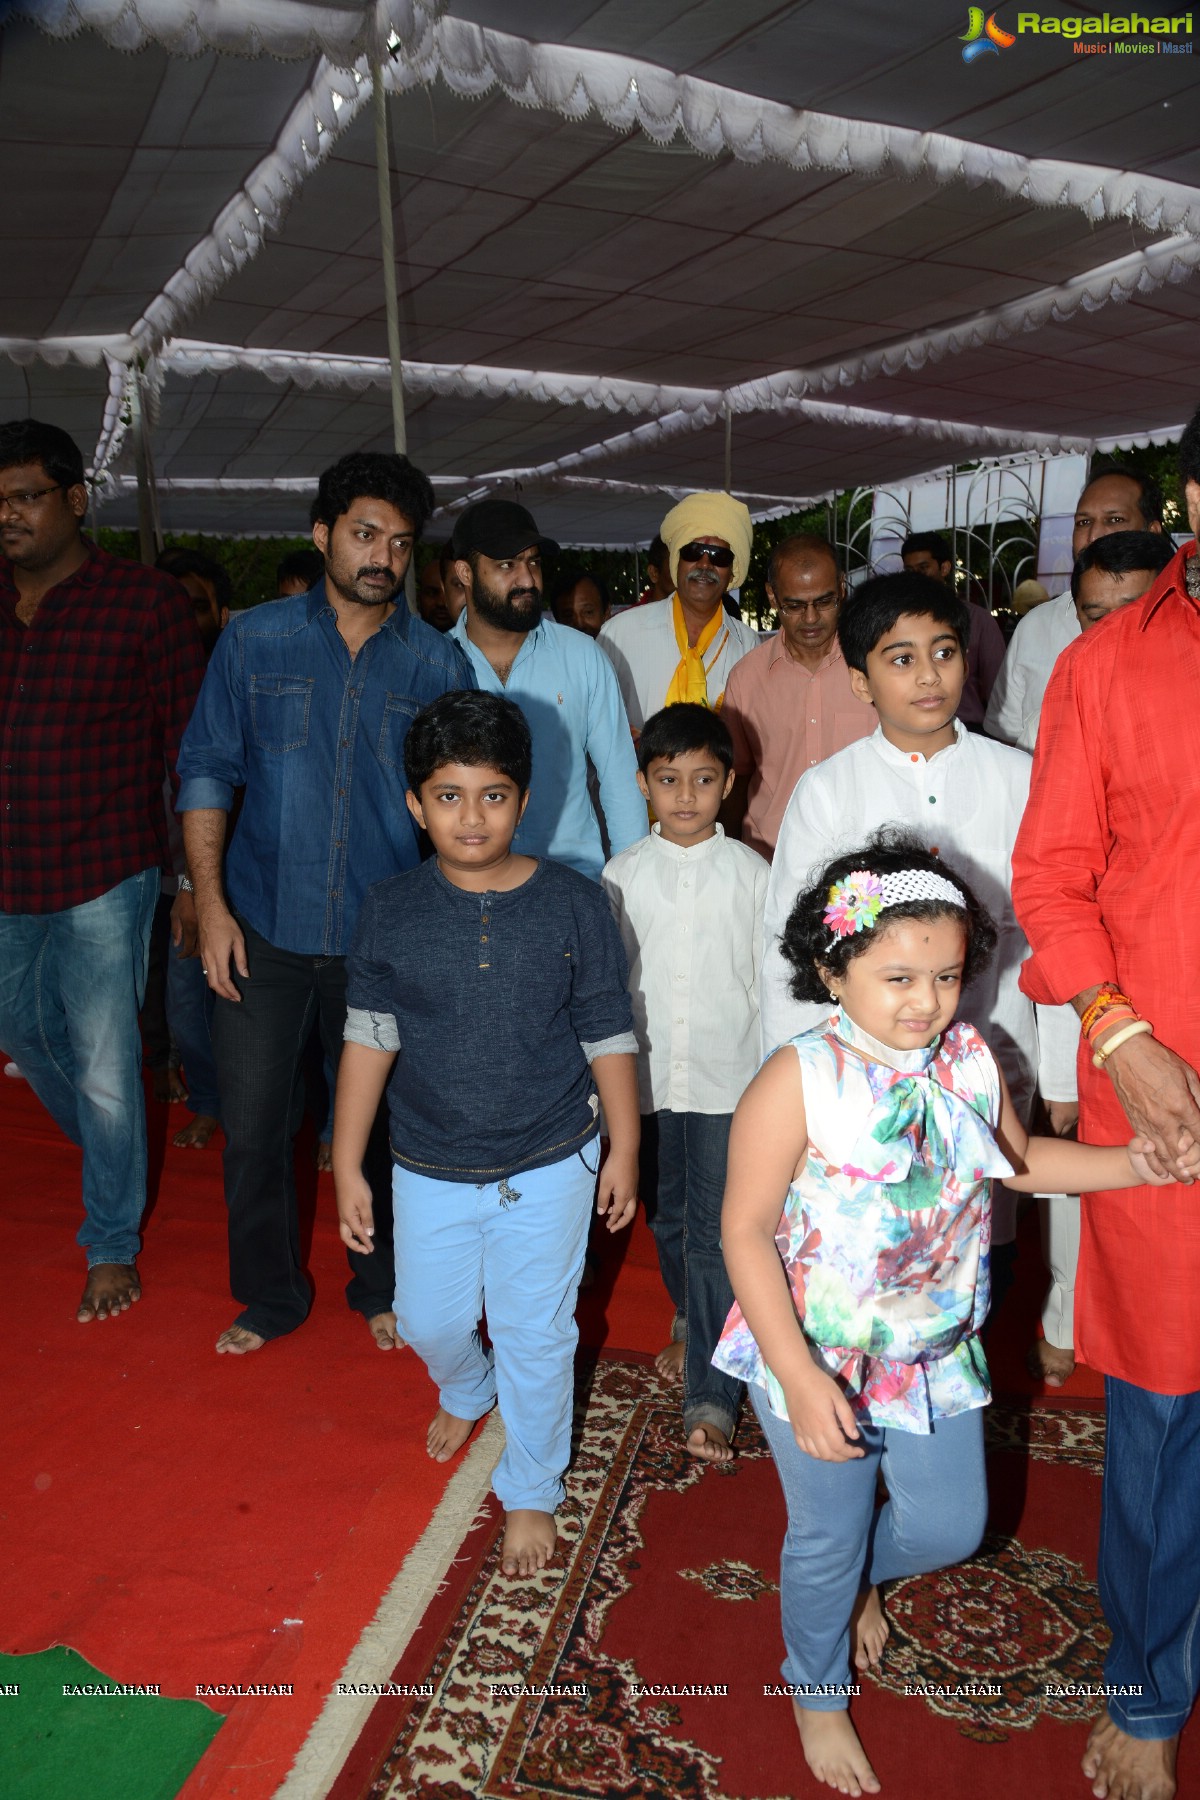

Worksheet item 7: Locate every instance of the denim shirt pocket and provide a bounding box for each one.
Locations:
[250,674,314,752]
[377,693,420,771]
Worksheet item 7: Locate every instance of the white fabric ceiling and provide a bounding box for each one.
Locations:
[3,0,1198,543]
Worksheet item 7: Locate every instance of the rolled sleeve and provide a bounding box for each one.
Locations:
[344,1006,401,1052]
[581,1031,639,1061]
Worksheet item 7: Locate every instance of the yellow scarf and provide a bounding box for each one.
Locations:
[664,594,729,710]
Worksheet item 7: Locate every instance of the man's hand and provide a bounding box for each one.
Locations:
[784,1368,865,1462]
[1105,1034,1200,1184]
[336,1170,376,1255]
[596,1146,638,1233]
[197,903,249,1002]
[170,888,200,957]
[1046,1100,1079,1138]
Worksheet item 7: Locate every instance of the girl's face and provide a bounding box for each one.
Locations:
[822,914,967,1052]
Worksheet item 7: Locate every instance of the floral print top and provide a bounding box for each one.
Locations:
[712,1007,1013,1433]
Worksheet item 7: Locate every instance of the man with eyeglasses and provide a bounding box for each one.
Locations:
[0,417,206,1325]
[598,493,759,732]
[721,535,873,860]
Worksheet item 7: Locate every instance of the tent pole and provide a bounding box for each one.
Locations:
[723,402,733,493]
[372,59,407,457]
[130,369,161,566]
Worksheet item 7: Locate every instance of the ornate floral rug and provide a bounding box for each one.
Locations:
[311,1359,1112,1800]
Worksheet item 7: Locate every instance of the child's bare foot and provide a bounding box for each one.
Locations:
[1027,1337,1076,1387]
[501,1508,556,1578]
[1082,1711,1177,1799]
[174,1112,218,1149]
[315,1140,333,1173]
[686,1422,734,1463]
[216,1324,265,1354]
[654,1339,685,1383]
[366,1309,404,1350]
[850,1585,889,1670]
[793,1703,881,1796]
[427,1407,475,1462]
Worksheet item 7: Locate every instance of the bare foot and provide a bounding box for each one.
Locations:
[1027,1336,1076,1387]
[686,1422,734,1463]
[1082,1712,1177,1800]
[366,1310,404,1351]
[655,1339,685,1383]
[174,1112,219,1149]
[153,1066,187,1104]
[315,1140,333,1173]
[850,1585,889,1671]
[501,1508,557,1578]
[427,1407,476,1462]
[216,1324,266,1355]
[77,1263,141,1323]
[793,1703,881,1797]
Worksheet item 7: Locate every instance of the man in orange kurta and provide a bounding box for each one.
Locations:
[1012,426,1200,1800]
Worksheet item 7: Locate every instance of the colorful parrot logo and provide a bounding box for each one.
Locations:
[961,7,1017,60]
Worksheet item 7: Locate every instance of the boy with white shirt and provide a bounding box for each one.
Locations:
[762,572,1075,1308]
[603,704,769,1462]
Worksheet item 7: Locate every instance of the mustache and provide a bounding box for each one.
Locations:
[356,566,394,583]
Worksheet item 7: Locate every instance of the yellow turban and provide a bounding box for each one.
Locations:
[660,492,754,593]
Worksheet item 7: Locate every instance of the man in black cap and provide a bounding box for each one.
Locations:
[448,500,643,877]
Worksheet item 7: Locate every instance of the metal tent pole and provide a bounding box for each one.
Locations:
[372,58,407,457]
[723,402,733,493]
[130,368,162,565]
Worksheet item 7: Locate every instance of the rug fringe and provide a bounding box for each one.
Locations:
[272,1414,505,1800]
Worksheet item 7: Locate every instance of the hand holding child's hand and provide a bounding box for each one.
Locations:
[595,1148,638,1233]
[336,1170,376,1253]
[1127,1136,1193,1187]
[786,1369,865,1462]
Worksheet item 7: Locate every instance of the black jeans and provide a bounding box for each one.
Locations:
[211,918,395,1340]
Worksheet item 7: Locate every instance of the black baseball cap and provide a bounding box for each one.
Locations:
[450,500,559,561]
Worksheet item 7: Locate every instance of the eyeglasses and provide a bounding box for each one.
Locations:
[677,541,734,569]
[0,484,63,514]
[778,595,840,616]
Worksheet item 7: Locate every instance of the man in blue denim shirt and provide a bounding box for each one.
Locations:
[178,451,472,1355]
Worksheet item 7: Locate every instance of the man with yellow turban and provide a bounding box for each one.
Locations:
[598,493,759,731]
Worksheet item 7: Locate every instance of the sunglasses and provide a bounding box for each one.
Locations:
[677,541,734,568]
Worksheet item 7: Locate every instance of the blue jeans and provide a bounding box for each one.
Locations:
[647,1109,741,1438]
[166,937,219,1118]
[1100,1377,1200,1739]
[751,1384,987,1707]
[0,868,159,1265]
[391,1139,600,1513]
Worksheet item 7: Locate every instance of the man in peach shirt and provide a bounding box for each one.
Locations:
[722,535,873,859]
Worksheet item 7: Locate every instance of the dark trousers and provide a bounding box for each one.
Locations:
[211,919,394,1340]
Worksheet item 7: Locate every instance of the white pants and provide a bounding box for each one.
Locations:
[1038,1193,1080,1350]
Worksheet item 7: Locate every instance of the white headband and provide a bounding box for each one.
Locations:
[823,867,966,940]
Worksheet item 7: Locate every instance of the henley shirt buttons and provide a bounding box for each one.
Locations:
[929,795,937,804]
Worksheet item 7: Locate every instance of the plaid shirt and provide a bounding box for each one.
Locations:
[0,543,207,914]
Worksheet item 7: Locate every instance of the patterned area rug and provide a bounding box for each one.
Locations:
[312,1359,1112,1800]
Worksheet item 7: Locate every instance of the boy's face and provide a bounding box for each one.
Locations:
[406,761,528,884]
[1074,564,1157,632]
[849,611,964,754]
[637,748,733,848]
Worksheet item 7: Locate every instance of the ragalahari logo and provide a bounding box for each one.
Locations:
[961,7,1017,59]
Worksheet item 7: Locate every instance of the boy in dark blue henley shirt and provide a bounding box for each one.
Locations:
[334,691,640,1579]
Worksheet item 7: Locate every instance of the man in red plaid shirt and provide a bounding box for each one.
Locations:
[0,419,206,1324]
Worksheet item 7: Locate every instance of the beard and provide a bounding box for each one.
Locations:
[472,572,543,634]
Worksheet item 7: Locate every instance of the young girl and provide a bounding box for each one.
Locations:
[713,833,1192,1799]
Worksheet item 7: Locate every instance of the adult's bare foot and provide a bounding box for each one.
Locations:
[367,1310,404,1351]
[686,1422,734,1463]
[654,1339,685,1383]
[315,1140,333,1173]
[152,1066,187,1104]
[216,1324,266,1355]
[850,1585,889,1671]
[77,1264,140,1323]
[174,1112,219,1149]
[1027,1336,1076,1387]
[427,1407,475,1462]
[793,1703,881,1797]
[1082,1711,1177,1800]
[501,1508,557,1578]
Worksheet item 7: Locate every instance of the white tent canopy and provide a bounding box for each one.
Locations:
[3,0,1197,543]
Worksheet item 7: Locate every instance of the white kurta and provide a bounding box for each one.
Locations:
[761,724,1061,1244]
[983,591,1079,750]
[598,597,760,732]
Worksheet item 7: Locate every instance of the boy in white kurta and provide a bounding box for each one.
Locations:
[604,704,769,1461]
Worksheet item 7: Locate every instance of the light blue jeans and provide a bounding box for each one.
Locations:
[0,868,159,1265]
[392,1138,600,1513]
[751,1383,988,1707]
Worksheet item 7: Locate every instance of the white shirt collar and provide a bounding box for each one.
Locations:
[649,821,727,860]
[870,718,966,770]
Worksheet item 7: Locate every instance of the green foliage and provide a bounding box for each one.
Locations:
[96,531,317,609]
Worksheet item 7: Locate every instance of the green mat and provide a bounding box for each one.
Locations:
[0,1648,223,1800]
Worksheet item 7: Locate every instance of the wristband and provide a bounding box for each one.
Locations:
[1080,988,1132,1037]
[1092,1019,1153,1067]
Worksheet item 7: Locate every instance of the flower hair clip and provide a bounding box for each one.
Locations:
[824,871,884,939]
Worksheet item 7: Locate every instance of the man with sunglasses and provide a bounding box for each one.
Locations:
[0,418,206,1325]
[720,534,872,861]
[598,493,759,733]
